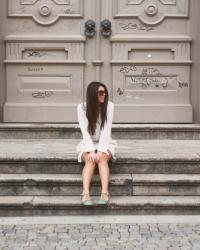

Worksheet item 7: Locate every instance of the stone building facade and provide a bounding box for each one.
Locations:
[0,0,199,123]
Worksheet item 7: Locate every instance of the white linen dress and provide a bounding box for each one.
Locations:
[76,101,117,163]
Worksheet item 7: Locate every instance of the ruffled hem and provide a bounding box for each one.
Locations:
[76,139,117,163]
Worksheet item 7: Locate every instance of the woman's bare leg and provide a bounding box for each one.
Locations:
[81,152,97,194]
[97,150,112,193]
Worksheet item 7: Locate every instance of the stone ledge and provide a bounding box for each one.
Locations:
[0,139,200,161]
[1,124,200,140]
[1,195,200,209]
[0,174,132,186]
[132,174,200,184]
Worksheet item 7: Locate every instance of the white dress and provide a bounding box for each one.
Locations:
[76,101,117,163]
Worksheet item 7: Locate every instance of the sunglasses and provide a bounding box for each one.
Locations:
[98,90,106,96]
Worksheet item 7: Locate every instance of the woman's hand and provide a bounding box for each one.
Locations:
[96,151,103,162]
[88,151,97,163]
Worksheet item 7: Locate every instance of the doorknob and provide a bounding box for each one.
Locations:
[100,19,112,38]
[85,19,96,38]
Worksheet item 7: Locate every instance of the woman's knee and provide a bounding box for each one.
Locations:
[98,151,112,165]
[82,152,97,167]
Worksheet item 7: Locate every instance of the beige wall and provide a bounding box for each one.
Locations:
[190,0,200,123]
[0,0,6,122]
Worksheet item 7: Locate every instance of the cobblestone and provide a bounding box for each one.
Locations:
[0,222,199,249]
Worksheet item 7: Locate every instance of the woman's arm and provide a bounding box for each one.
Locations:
[77,103,95,152]
[97,101,114,155]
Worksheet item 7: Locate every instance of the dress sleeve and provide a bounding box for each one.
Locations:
[77,104,95,152]
[97,102,114,155]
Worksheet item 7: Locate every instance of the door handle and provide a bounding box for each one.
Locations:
[100,19,112,38]
[85,19,96,38]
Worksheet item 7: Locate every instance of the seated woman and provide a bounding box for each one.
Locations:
[76,81,117,206]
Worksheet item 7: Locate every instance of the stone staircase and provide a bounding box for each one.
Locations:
[0,123,200,216]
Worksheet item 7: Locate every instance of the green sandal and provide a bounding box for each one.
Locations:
[80,193,93,206]
[97,192,110,205]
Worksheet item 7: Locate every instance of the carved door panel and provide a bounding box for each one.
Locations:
[100,0,192,123]
[3,0,95,122]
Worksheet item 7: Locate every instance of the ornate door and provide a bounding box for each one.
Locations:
[3,0,192,123]
[100,0,192,123]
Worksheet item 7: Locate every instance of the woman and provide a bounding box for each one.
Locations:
[76,81,117,206]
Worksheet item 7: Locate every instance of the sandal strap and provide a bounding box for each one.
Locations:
[101,192,110,196]
[100,192,110,200]
[80,193,90,196]
[80,193,91,202]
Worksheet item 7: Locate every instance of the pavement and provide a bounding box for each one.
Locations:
[0,215,200,250]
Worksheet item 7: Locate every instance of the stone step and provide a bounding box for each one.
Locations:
[1,123,200,139]
[1,196,200,216]
[0,139,200,174]
[132,174,200,195]
[0,174,200,196]
[0,174,132,196]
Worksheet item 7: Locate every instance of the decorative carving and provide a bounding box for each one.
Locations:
[127,0,144,4]
[127,0,176,5]
[84,19,96,38]
[6,41,84,61]
[114,0,189,25]
[159,0,176,4]
[100,19,112,38]
[145,4,158,17]
[112,41,191,61]
[8,0,83,26]
[40,5,51,16]
[6,43,21,59]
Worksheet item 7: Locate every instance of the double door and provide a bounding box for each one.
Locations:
[3,0,192,122]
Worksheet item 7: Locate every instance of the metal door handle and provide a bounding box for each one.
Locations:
[100,19,112,38]
[85,19,96,38]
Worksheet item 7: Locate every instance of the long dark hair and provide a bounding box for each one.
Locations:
[84,81,109,135]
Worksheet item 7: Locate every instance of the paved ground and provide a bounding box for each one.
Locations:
[0,216,200,250]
